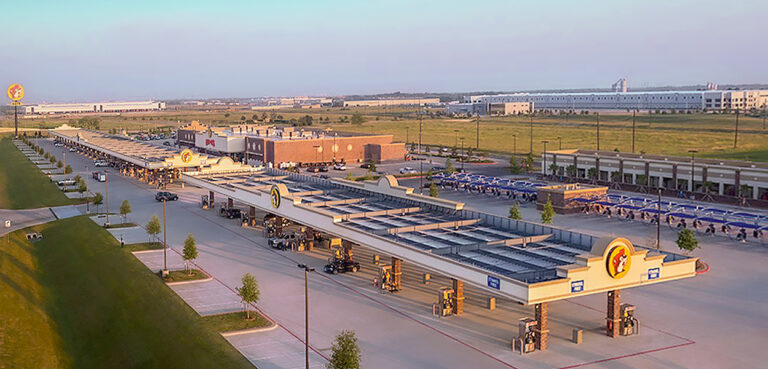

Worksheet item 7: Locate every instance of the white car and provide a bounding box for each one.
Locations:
[54,142,64,147]
[94,160,109,167]
[399,167,418,174]
[57,178,76,186]
[68,147,77,152]
[333,163,347,171]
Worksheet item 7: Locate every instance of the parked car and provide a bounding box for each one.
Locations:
[324,259,361,274]
[92,171,106,182]
[219,208,242,219]
[57,178,76,186]
[333,163,347,171]
[54,142,64,147]
[360,163,372,169]
[163,141,171,146]
[68,147,77,152]
[307,167,321,173]
[318,166,329,172]
[94,160,109,167]
[399,167,418,174]
[155,191,179,201]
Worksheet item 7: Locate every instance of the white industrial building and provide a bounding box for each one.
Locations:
[459,89,768,113]
[25,100,166,115]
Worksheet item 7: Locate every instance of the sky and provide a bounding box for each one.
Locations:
[2,0,766,102]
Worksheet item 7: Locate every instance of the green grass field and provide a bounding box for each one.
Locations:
[0,137,81,209]
[4,108,766,161]
[0,217,254,368]
[204,312,272,333]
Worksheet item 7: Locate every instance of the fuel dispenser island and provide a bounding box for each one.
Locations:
[201,194,209,209]
[433,287,455,317]
[514,318,538,354]
[619,304,639,336]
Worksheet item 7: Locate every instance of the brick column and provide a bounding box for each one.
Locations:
[534,302,549,350]
[734,170,741,196]
[249,206,256,226]
[619,159,624,183]
[672,164,678,189]
[227,197,234,208]
[607,290,620,337]
[391,257,402,290]
[451,278,464,315]
[209,191,215,207]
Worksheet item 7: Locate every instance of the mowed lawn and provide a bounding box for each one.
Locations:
[0,216,254,368]
[0,136,80,209]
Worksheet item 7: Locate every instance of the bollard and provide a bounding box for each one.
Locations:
[423,273,431,285]
[572,328,583,344]
[372,254,380,264]
[488,297,496,310]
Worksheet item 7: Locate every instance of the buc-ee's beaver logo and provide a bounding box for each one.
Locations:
[606,244,631,279]
[270,186,281,208]
[180,149,193,163]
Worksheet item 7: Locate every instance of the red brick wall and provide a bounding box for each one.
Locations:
[246,135,397,165]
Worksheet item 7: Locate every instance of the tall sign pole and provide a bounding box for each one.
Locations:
[7,83,25,137]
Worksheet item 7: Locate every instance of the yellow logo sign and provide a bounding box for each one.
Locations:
[7,83,24,101]
[180,149,193,163]
[270,185,281,208]
[606,244,631,279]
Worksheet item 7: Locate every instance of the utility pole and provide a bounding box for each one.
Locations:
[557,136,562,150]
[512,134,517,157]
[596,112,600,151]
[460,138,465,172]
[14,103,18,137]
[418,100,423,154]
[454,130,458,149]
[297,264,314,369]
[541,140,549,175]
[406,126,409,146]
[733,109,740,149]
[632,110,636,153]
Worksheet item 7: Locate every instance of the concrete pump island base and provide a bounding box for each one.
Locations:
[181,161,697,355]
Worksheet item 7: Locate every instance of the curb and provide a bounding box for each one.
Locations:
[165,270,214,286]
[131,249,165,254]
[696,261,710,274]
[220,322,279,337]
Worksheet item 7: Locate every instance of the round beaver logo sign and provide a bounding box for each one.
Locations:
[7,83,24,101]
[270,185,281,209]
[180,149,193,163]
[606,244,631,279]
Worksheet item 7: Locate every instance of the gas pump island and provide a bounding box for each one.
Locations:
[178,168,696,355]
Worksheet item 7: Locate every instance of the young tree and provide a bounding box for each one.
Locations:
[445,158,455,174]
[508,202,522,220]
[327,330,361,369]
[50,155,57,163]
[65,164,73,174]
[525,152,535,173]
[77,182,87,198]
[44,151,50,159]
[236,273,260,320]
[429,183,439,197]
[541,195,555,224]
[366,160,376,173]
[145,215,162,242]
[56,160,63,169]
[74,174,82,184]
[182,234,198,275]
[92,192,104,213]
[676,228,699,255]
[119,200,132,223]
[509,155,522,174]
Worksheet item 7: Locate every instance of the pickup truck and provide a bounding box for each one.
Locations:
[92,171,106,182]
[57,178,76,186]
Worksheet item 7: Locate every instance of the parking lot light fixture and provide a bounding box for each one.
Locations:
[297,264,315,369]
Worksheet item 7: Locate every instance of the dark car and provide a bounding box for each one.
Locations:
[220,208,242,219]
[324,259,361,274]
[307,167,321,173]
[155,191,179,201]
[318,166,329,172]
[360,163,372,169]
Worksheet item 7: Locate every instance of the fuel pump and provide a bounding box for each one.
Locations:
[619,304,638,336]
[434,287,455,317]
[378,265,398,292]
[517,318,538,353]
[201,195,209,209]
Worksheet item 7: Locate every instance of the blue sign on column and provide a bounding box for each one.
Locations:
[571,280,584,293]
[487,276,500,290]
[648,268,660,280]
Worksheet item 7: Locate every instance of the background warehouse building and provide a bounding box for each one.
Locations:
[25,100,166,115]
[455,89,768,114]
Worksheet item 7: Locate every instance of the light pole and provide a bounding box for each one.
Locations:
[541,140,549,176]
[333,133,337,162]
[631,110,637,153]
[733,109,740,149]
[688,149,698,200]
[512,134,517,157]
[557,136,562,150]
[105,171,110,227]
[656,188,662,250]
[85,165,90,213]
[529,114,534,154]
[459,138,465,172]
[406,126,409,147]
[418,101,423,154]
[297,263,315,369]
[475,116,480,150]
[596,112,600,151]
[162,198,168,276]
[453,129,458,149]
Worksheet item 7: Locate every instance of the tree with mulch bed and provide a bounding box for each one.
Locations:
[235,273,260,320]
[183,233,198,275]
[327,330,361,369]
[120,200,131,223]
[145,215,161,242]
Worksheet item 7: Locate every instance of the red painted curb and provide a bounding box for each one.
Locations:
[696,262,710,274]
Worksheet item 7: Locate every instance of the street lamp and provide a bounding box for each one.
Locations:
[454,129,458,148]
[631,110,637,153]
[512,134,517,157]
[85,165,90,213]
[541,140,549,176]
[596,112,600,151]
[557,136,562,150]
[529,114,534,154]
[104,170,110,227]
[656,187,662,250]
[688,149,698,200]
[297,263,315,369]
[162,198,168,277]
[459,138,465,171]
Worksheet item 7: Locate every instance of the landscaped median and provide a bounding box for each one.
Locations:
[0,216,256,368]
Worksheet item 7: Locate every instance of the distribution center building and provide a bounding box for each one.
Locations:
[24,100,166,115]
